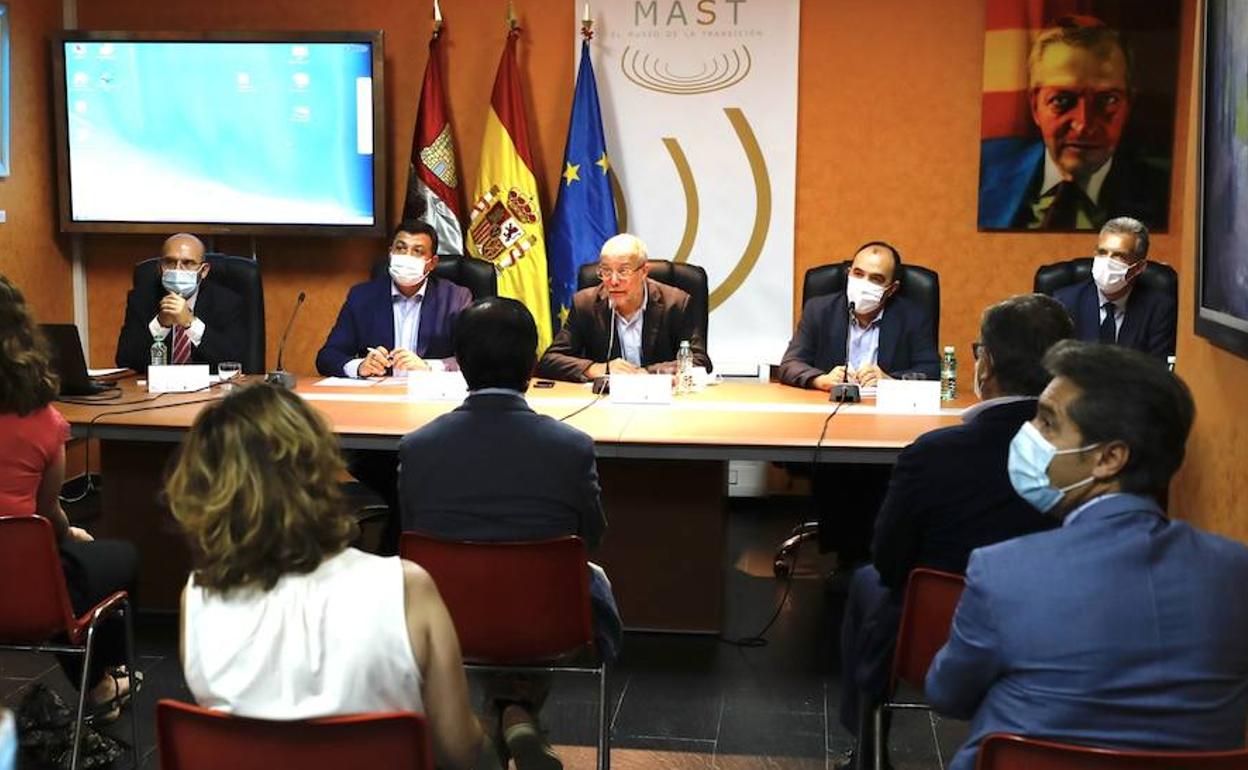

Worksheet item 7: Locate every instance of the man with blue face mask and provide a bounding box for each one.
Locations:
[116,233,246,372]
[926,341,1248,770]
[1052,216,1176,359]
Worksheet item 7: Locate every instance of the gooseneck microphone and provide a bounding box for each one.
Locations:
[592,299,618,395]
[831,299,861,403]
[266,291,306,388]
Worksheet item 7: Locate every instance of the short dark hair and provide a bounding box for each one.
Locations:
[853,240,902,281]
[454,297,537,392]
[980,294,1074,396]
[1043,340,1194,494]
[390,219,440,256]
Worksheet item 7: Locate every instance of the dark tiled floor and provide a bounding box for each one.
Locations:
[2,493,970,769]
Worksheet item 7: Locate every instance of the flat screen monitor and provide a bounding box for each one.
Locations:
[52,31,386,236]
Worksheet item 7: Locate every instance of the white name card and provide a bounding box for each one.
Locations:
[147,364,210,393]
[405,370,469,402]
[875,379,942,415]
[609,373,673,405]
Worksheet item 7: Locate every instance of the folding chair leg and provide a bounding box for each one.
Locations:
[872,705,885,770]
[71,625,98,770]
[123,600,140,769]
[597,666,610,770]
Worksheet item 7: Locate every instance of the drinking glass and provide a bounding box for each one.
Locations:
[218,361,242,388]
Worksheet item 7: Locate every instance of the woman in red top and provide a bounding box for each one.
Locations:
[0,274,138,719]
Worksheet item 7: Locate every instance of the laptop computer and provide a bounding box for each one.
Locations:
[39,324,113,396]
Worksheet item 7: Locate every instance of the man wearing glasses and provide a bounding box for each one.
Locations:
[116,232,246,372]
[538,233,711,382]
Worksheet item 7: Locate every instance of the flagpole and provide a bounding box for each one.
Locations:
[582,3,593,40]
[507,0,519,33]
[432,0,443,38]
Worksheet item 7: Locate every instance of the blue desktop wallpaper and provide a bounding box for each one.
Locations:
[64,40,376,225]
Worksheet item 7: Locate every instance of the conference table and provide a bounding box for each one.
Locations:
[58,376,972,633]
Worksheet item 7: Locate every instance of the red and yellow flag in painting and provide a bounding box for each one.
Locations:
[467,25,553,352]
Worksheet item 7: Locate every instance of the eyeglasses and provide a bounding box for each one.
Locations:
[596,266,639,281]
[160,257,203,270]
[971,341,985,361]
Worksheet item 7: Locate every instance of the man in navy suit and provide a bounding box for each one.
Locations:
[838,294,1072,769]
[399,297,620,770]
[317,220,473,553]
[316,220,472,378]
[778,242,939,567]
[1053,217,1176,360]
[927,341,1248,770]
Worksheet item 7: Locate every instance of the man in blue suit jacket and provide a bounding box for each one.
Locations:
[778,242,939,567]
[316,220,473,377]
[927,341,1248,770]
[838,294,1072,769]
[1052,218,1176,360]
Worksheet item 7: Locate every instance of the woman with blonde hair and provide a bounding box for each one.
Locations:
[168,383,501,769]
[0,274,139,719]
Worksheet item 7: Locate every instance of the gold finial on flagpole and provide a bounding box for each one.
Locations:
[581,2,594,40]
[432,0,444,37]
[507,0,519,31]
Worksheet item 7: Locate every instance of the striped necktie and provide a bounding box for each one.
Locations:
[171,324,193,364]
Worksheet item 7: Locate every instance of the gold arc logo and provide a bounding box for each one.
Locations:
[620,45,753,96]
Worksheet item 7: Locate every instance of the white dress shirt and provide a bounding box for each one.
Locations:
[1096,284,1132,337]
[615,284,649,367]
[846,307,883,371]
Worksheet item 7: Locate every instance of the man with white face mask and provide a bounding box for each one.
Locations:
[316,220,472,378]
[778,241,938,390]
[317,220,473,555]
[927,341,1248,770]
[116,233,246,373]
[1052,216,1176,359]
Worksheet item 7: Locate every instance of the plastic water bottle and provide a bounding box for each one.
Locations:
[676,340,694,395]
[1166,355,1176,373]
[150,335,168,367]
[940,345,957,401]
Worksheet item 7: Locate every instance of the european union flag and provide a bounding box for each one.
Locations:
[548,38,618,334]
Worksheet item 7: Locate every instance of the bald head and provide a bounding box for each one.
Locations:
[162,233,205,264]
[599,233,648,267]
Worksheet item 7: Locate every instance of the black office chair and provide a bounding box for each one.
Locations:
[773,260,942,577]
[132,254,266,374]
[1033,257,1178,304]
[370,255,498,301]
[576,259,709,338]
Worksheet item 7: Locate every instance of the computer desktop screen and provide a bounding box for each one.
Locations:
[53,32,386,236]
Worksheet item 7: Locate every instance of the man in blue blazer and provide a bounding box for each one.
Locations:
[1052,217,1176,360]
[778,241,939,568]
[838,294,1072,769]
[927,341,1248,770]
[316,220,472,377]
[778,242,938,390]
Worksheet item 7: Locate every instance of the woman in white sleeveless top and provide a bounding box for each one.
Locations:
[167,383,499,770]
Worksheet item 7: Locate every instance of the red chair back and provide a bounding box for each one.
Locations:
[0,516,78,642]
[400,532,594,664]
[977,733,1248,769]
[156,699,434,770]
[889,568,965,693]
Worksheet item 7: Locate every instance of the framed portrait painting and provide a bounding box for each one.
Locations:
[976,0,1180,232]
[1196,0,1248,357]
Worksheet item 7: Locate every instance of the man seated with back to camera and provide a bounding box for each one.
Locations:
[838,293,1074,770]
[399,297,621,770]
[537,233,711,382]
[777,241,939,573]
[315,220,473,554]
[926,341,1248,770]
[115,233,246,372]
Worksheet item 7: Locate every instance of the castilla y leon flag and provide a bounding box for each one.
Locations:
[467,24,553,351]
[403,20,464,256]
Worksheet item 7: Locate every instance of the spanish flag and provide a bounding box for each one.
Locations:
[466,24,553,352]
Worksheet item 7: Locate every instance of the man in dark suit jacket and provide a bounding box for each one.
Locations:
[116,233,246,373]
[315,220,472,377]
[778,242,938,390]
[838,294,1073,769]
[1052,217,1176,360]
[928,342,1248,770]
[399,297,621,768]
[537,233,710,382]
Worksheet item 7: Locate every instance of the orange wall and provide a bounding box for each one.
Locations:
[1170,1,1248,542]
[0,0,70,321]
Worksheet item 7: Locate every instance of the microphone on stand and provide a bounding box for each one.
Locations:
[831,299,861,403]
[266,291,306,388]
[591,299,618,395]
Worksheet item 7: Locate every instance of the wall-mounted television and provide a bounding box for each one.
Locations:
[52,31,386,236]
